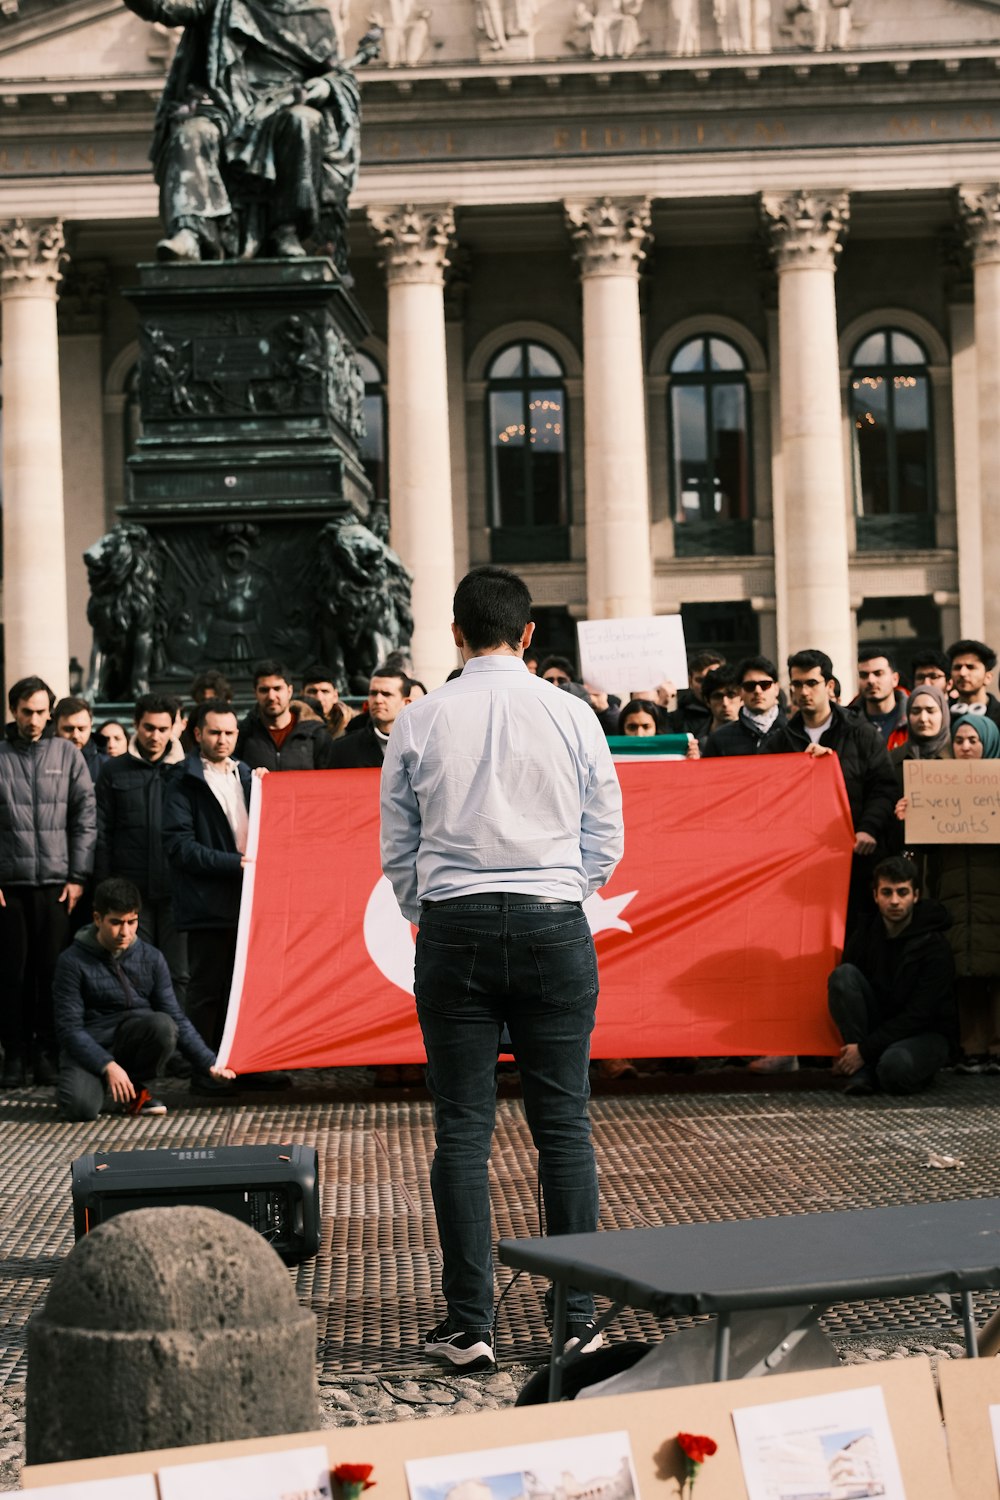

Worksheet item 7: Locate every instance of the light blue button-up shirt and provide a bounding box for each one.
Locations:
[380,655,624,924]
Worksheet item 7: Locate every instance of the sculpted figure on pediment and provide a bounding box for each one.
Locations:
[476,0,538,57]
[570,0,644,60]
[782,0,853,52]
[374,0,432,65]
[714,0,772,53]
[671,0,699,56]
[120,0,378,266]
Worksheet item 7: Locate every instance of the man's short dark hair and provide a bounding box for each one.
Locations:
[735,655,779,682]
[53,696,91,723]
[8,676,55,714]
[701,665,741,699]
[191,669,232,702]
[947,638,998,672]
[370,664,411,693]
[302,664,337,687]
[857,642,897,671]
[251,658,291,686]
[911,649,951,678]
[93,876,143,916]
[133,693,180,723]
[787,649,834,681]
[539,655,577,681]
[872,855,920,893]
[191,698,239,734]
[453,566,532,653]
[688,649,726,675]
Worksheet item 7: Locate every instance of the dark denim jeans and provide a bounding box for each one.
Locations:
[415,894,600,1332]
[828,963,949,1094]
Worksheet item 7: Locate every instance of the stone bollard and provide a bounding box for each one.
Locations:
[26,1205,319,1464]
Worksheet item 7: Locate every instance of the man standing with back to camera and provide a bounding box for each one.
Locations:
[380,566,624,1371]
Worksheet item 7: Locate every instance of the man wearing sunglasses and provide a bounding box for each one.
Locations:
[702,655,787,757]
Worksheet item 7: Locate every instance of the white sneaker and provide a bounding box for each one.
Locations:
[748,1055,800,1073]
[563,1319,604,1354]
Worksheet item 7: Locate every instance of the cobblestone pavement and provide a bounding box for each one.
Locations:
[2,1066,998,1488]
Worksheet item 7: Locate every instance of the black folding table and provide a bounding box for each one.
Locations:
[498,1198,1000,1399]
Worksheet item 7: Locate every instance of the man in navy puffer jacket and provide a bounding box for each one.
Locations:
[52,876,233,1120]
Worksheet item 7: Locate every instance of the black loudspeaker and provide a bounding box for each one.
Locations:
[70,1143,320,1265]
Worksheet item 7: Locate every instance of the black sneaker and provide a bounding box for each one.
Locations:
[843,1069,876,1096]
[563,1319,604,1354]
[423,1318,495,1371]
[956,1053,990,1075]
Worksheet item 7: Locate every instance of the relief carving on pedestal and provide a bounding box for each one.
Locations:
[83,523,164,700]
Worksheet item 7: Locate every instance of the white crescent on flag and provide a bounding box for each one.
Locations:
[362,877,638,997]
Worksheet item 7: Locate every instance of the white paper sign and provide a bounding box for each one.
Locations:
[988,1402,1000,1482]
[405,1429,638,1500]
[577,616,688,697]
[158,1444,331,1500]
[12,1478,157,1500]
[732,1385,906,1500]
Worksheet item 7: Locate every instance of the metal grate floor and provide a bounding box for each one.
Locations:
[2,1074,1000,1384]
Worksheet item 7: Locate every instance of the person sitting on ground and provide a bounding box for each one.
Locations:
[702,655,786,757]
[53,697,106,784]
[828,855,956,1096]
[696,665,742,752]
[947,639,1000,726]
[52,876,233,1121]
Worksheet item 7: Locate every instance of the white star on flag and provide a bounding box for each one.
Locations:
[584,889,638,936]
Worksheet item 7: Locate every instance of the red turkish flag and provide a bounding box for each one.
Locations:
[217,755,853,1072]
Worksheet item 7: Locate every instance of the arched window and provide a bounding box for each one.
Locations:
[669,335,752,556]
[486,340,569,563]
[850,329,934,550]
[357,350,387,500]
[124,362,142,461]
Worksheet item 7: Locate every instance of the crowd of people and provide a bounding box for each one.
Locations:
[0,627,996,1118]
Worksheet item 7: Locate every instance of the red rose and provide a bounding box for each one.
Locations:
[677,1433,718,1465]
[333,1464,376,1491]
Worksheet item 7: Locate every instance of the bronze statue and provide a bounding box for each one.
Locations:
[83,525,163,701]
[121,0,379,265]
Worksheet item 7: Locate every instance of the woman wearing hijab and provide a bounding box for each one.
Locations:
[888,683,952,856]
[928,714,1000,1071]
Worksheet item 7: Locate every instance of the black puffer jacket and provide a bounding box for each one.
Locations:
[162,754,250,930]
[841,899,957,1064]
[53,926,216,1077]
[236,709,335,771]
[702,709,787,757]
[666,690,711,739]
[761,704,898,841]
[0,726,96,886]
[95,737,185,898]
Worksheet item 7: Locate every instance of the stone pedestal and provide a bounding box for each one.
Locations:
[761,190,853,688]
[369,205,458,689]
[26,1205,318,1463]
[958,184,1000,650]
[110,257,387,696]
[565,197,653,623]
[0,219,71,697]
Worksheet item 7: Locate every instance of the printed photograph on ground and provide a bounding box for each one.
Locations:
[405,1430,638,1500]
[733,1386,905,1500]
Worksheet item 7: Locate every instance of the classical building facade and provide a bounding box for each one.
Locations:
[3,0,1000,693]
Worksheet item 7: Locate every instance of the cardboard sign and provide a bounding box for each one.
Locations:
[903,760,1000,844]
[577,615,688,696]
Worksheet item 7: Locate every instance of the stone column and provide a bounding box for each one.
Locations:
[0,219,70,699]
[760,191,853,689]
[564,197,653,622]
[957,185,1000,647]
[368,204,458,689]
